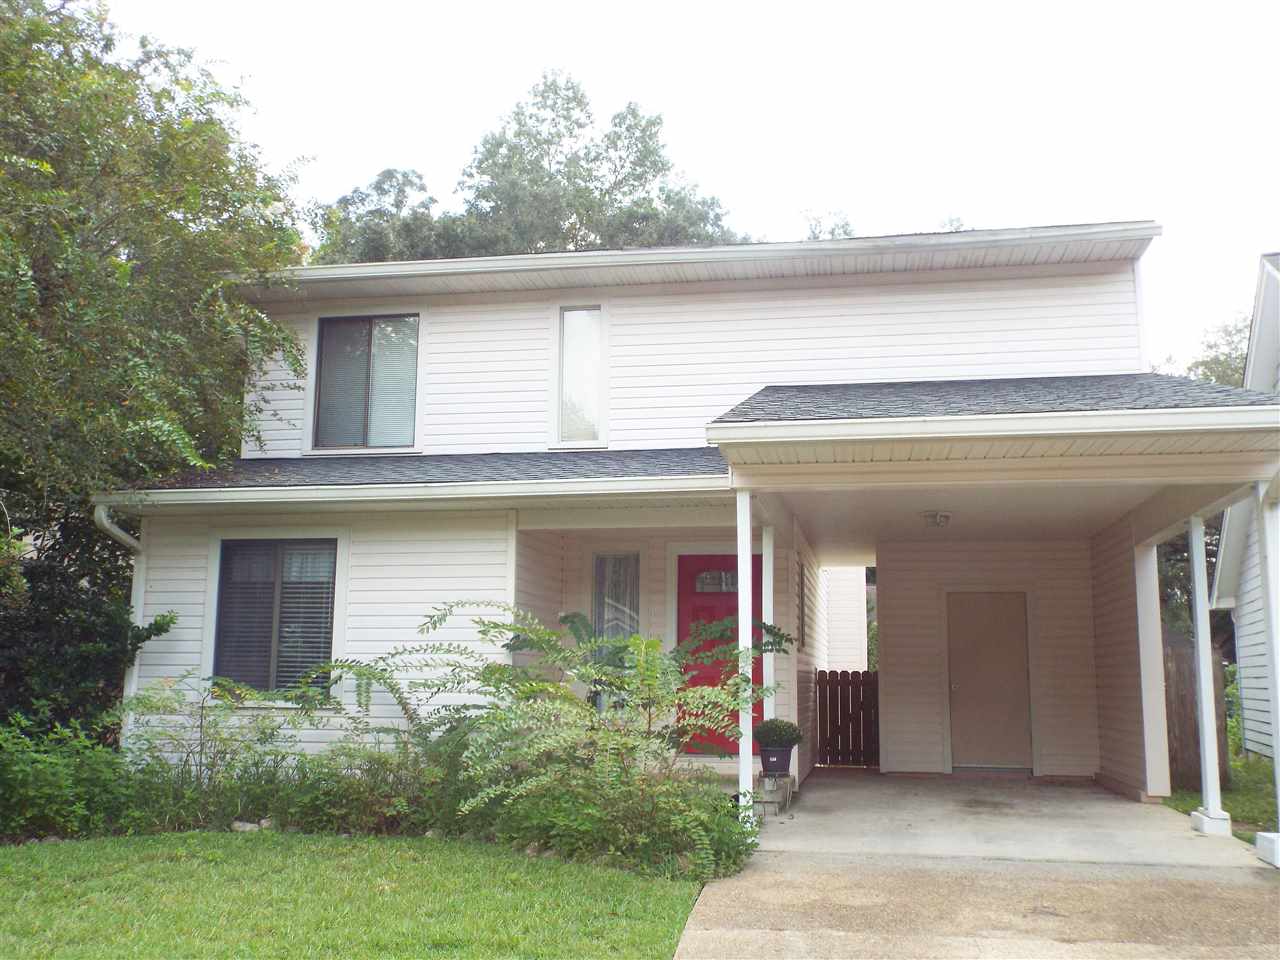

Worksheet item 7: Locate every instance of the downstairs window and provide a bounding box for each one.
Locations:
[213,539,337,690]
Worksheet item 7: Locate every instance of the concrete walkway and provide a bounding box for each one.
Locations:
[677,772,1279,959]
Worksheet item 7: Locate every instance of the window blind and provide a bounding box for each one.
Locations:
[367,317,419,447]
[315,315,418,448]
[315,318,371,448]
[213,539,337,690]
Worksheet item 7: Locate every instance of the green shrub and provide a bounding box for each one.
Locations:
[0,557,174,735]
[754,719,803,748]
[0,717,130,838]
[1,603,786,881]
[308,603,788,878]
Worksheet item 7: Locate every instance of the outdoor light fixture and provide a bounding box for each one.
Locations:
[922,510,952,528]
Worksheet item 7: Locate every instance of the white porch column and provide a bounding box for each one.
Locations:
[736,490,754,806]
[1188,515,1231,836]
[1133,544,1171,797]
[762,524,775,720]
[1252,482,1280,866]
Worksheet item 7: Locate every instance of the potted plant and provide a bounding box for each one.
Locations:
[754,719,803,776]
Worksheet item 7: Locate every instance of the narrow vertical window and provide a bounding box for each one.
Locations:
[315,315,419,448]
[559,307,602,443]
[593,553,640,639]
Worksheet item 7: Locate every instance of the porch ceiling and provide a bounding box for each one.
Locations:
[781,482,1183,564]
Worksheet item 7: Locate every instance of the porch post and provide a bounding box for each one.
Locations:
[1251,482,1280,865]
[1188,515,1231,835]
[762,524,775,720]
[736,490,754,806]
[1133,544,1171,797]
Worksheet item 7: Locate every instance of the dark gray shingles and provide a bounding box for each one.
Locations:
[151,447,728,490]
[713,373,1280,424]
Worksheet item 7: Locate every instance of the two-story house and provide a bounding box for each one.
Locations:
[94,221,1280,856]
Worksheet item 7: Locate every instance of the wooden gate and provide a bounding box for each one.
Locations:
[815,669,879,767]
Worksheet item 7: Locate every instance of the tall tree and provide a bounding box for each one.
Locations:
[0,0,305,727]
[311,73,743,264]
[0,0,305,587]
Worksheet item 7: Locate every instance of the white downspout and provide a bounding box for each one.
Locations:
[93,504,140,554]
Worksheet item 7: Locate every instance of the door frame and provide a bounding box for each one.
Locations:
[937,583,1043,775]
[664,539,760,650]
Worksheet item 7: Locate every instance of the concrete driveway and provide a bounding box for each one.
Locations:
[677,771,1279,959]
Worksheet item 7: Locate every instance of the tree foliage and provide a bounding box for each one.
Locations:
[0,0,305,579]
[0,1,304,563]
[0,558,174,734]
[310,73,744,263]
[1185,316,1249,388]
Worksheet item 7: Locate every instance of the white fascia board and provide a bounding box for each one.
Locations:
[706,405,1280,445]
[93,472,732,509]
[257,222,1160,290]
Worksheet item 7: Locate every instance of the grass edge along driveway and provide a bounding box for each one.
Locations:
[0,832,699,959]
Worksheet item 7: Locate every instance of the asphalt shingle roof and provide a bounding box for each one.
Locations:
[152,447,729,490]
[713,373,1280,424]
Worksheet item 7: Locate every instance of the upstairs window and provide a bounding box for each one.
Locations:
[214,540,337,690]
[558,306,603,443]
[314,315,419,448]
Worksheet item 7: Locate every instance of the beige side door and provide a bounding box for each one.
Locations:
[947,592,1032,768]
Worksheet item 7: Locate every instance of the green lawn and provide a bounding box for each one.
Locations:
[0,832,699,959]
[1164,753,1277,843]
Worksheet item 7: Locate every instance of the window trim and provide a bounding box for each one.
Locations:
[549,303,609,449]
[303,311,423,456]
[201,526,350,702]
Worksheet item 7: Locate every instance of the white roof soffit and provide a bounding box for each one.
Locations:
[245,221,1161,304]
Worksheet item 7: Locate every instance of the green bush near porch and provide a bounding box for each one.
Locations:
[0,832,699,959]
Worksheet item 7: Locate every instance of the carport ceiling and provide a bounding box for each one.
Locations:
[783,483,1166,565]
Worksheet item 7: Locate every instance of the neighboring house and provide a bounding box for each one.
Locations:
[95,222,1280,815]
[1211,253,1280,760]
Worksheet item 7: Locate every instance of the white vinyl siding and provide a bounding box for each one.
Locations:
[824,567,868,670]
[1089,519,1149,791]
[1235,505,1275,758]
[243,262,1142,458]
[876,540,1100,777]
[793,523,827,781]
[130,511,513,750]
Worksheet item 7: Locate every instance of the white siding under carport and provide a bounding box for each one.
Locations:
[824,567,868,670]
[876,540,1100,778]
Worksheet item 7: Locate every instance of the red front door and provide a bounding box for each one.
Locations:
[677,554,763,755]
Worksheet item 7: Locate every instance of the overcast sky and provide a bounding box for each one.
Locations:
[107,0,1278,367]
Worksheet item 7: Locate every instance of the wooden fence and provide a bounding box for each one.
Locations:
[1163,632,1229,790]
[815,669,879,767]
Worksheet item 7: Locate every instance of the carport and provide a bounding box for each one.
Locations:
[762,770,1258,867]
[678,772,1279,960]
